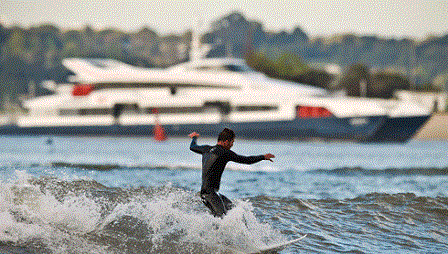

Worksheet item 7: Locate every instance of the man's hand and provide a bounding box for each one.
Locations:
[188,132,200,138]
[264,153,275,162]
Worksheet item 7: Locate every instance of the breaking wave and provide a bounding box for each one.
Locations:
[0,171,285,254]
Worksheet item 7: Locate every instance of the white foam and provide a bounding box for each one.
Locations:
[0,171,285,253]
[0,171,106,253]
[97,186,285,252]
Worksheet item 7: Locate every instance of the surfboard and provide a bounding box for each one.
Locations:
[249,234,307,254]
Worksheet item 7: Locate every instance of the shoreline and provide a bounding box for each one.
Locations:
[413,113,448,141]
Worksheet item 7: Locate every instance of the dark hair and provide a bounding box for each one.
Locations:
[218,128,235,142]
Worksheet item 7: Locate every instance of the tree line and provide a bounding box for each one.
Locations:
[207,12,448,97]
[1,12,447,109]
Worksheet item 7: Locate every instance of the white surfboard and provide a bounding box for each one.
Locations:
[249,234,307,254]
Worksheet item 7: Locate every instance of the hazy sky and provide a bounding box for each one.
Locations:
[1,0,447,39]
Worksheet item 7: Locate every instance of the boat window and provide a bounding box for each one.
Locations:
[83,108,114,115]
[226,64,255,72]
[196,66,214,71]
[94,82,236,90]
[113,104,140,117]
[235,105,278,112]
[194,64,252,73]
[204,101,231,115]
[85,59,108,68]
[59,109,79,116]
[224,65,245,72]
[146,106,205,114]
[59,108,113,116]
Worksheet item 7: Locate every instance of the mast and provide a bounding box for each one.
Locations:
[189,19,211,62]
[189,20,201,62]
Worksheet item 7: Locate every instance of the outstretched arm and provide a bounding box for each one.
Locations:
[229,151,275,164]
[189,132,210,154]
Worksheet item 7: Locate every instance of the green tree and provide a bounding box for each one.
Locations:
[244,49,277,77]
[290,69,334,89]
[337,64,370,97]
[337,64,411,98]
[245,49,332,88]
[1,28,29,104]
[371,72,410,98]
[61,30,83,57]
[274,52,309,78]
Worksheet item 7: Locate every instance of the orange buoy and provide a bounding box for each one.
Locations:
[154,121,167,141]
[153,108,167,141]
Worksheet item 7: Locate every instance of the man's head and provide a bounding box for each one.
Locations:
[217,128,235,149]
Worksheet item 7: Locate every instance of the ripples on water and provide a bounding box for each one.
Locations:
[0,137,448,253]
[254,193,448,253]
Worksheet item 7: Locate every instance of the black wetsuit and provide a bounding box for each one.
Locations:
[190,137,264,217]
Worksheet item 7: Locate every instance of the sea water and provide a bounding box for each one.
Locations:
[0,136,447,253]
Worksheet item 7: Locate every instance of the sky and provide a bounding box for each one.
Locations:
[1,0,448,39]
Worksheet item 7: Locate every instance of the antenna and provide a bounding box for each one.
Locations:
[189,19,211,62]
[190,19,201,62]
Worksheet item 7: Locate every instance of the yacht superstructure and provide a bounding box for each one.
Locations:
[0,57,431,142]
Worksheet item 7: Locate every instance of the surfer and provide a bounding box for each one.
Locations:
[189,128,275,217]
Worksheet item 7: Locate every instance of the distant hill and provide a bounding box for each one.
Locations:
[204,12,447,88]
[0,12,447,107]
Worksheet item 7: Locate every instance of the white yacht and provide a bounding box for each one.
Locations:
[0,56,431,142]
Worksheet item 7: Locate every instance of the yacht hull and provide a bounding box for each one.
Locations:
[0,115,430,142]
[363,115,431,142]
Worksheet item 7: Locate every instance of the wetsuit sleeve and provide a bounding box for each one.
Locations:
[190,137,211,154]
[228,150,265,164]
